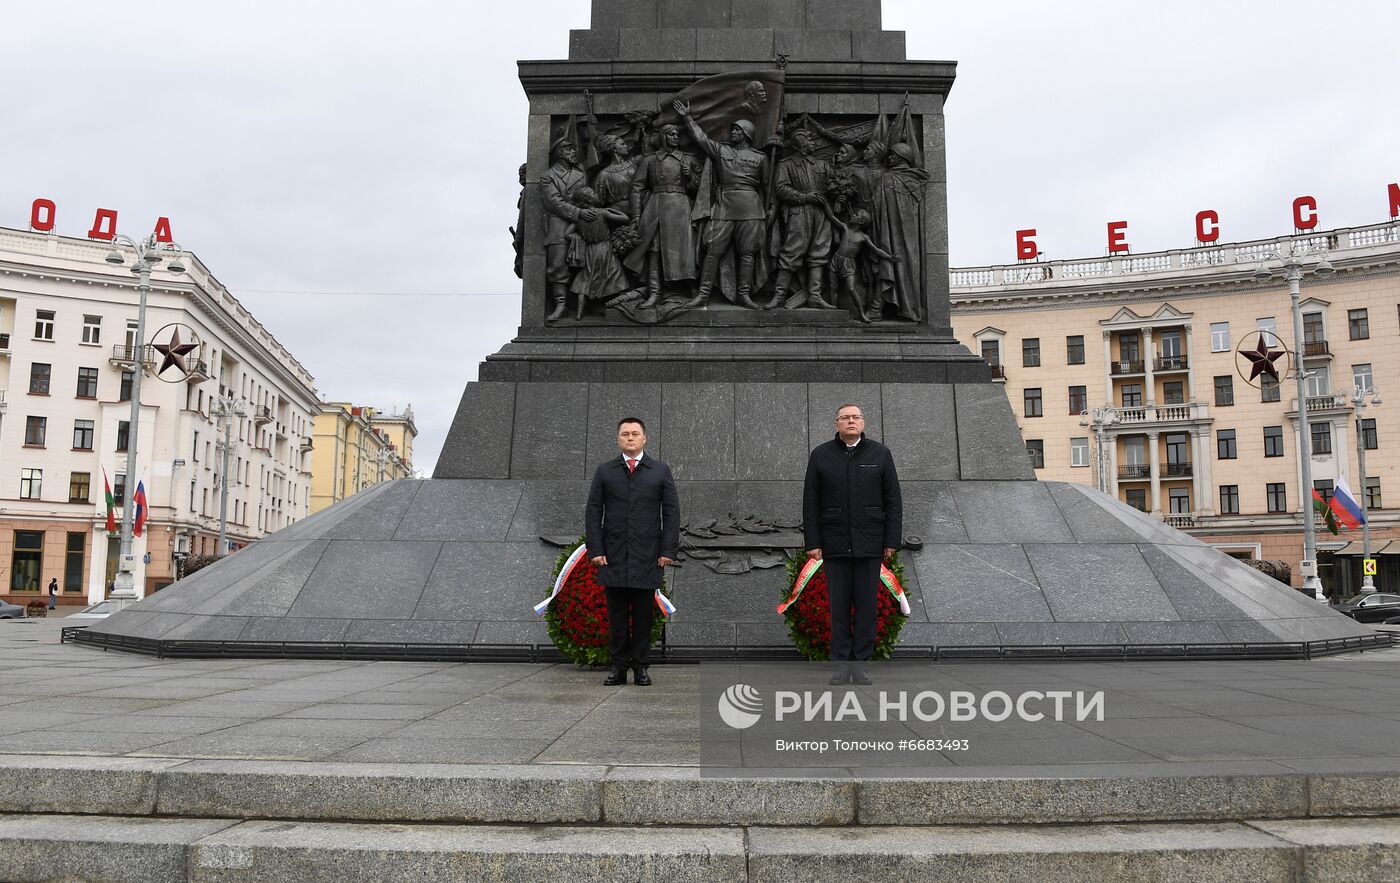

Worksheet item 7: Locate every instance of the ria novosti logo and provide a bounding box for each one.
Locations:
[717,684,763,729]
[715,683,1106,730]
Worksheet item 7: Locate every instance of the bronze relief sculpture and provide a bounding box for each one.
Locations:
[535,73,927,326]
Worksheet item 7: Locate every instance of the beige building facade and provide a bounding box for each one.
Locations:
[0,227,319,605]
[951,220,1400,597]
[310,403,415,514]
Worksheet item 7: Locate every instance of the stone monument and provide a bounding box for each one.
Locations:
[75,0,1383,660]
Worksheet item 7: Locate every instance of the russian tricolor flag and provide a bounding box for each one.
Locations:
[1330,476,1367,530]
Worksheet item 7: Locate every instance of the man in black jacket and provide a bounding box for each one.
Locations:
[586,417,680,687]
[803,403,902,685]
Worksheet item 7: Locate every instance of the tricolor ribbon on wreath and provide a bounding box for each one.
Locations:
[776,557,911,616]
[533,543,677,618]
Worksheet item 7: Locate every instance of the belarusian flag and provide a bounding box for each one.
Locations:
[102,468,116,534]
[1311,489,1341,536]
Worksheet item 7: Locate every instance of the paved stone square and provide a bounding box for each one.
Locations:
[4,617,1400,774]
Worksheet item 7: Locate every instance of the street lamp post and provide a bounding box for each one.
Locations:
[211,395,247,558]
[1253,243,1334,602]
[1350,385,1383,593]
[103,235,185,602]
[1079,406,1121,494]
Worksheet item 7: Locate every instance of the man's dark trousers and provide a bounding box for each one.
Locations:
[605,587,655,667]
[825,557,880,662]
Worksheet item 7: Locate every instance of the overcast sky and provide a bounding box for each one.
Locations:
[3,1,1395,474]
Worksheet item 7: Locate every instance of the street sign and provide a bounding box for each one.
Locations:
[1364,558,1378,576]
[143,553,152,565]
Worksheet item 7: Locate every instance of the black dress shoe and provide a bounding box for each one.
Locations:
[850,669,873,686]
[632,667,652,687]
[828,668,851,686]
[603,666,627,686]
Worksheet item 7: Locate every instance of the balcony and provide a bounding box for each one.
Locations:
[1164,514,1196,529]
[1111,360,1145,376]
[1153,354,1189,372]
[109,344,154,368]
[253,406,272,425]
[1114,402,1210,425]
[185,359,211,382]
[1288,393,1350,414]
[299,436,314,452]
[1164,462,1193,477]
[987,364,1006,381]
[1118,464,1151,480]
[1302,340,1331,358]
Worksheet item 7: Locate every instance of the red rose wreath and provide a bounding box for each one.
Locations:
[778,552,910,661]
[540,538,672,666]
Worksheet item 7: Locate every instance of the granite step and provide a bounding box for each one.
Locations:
[3,812,1400,882]
[4,754,1400,828]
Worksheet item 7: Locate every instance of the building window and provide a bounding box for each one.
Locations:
[113,473,126,507]
[69,471,91,503]
[1349,308,1369,340]
[11,530,43,591]
[1214,375,1234,406]
[1026,439,1045,469]
[981,339,1000,366]
[119,371,133,402]
[1353,363,1373,392]
[1022,338,1040,367]
[1169,487,1191,514]
[1365,477,1382,510]
[1310,422,1332,455]
[1256,317,1276,334]
[1264,425,1285,457]
[1024,388,1043,418]
[1121,383,1142,408]
[34,310,54,341]
[1068,385,1087,415]
[1266,482,1287,513]
[76,367,99,398]
[1362,417,1378,450]
[73,419,94,451]
[1066,335,1085,365]
[1165,432,1189,469]
[1314,480,1334,504]
[24,416,46,447]
[1303,311,1325,343]
[81,315,102,345]
[1125,488,1148,511]
[1210,322,1230,352]
[1070,437,1089,467]
[1219,485,1240,515]
[117,420,130,452]
[19,468,42,500]
[124,320,139,349]
[1162,381,1184,405]
[29,362,51,395]
[1217,429,1237,459]
[1119,333,1141,363]
[1306,364,1331,398]
[1261,375,1280,403]
[64,532,85,593]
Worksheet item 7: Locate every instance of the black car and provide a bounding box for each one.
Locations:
[1332,593,1400,623]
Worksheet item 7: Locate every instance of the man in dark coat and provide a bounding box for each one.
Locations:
[802,403,902,685]
[585,417,681,686]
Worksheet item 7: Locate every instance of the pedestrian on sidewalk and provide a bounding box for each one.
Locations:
[47,578,58,610]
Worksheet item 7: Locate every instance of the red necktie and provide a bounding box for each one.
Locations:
[626,458,637,473]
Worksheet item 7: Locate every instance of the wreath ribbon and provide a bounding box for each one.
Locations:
[535,544,677,618]
[777,557,910,616]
